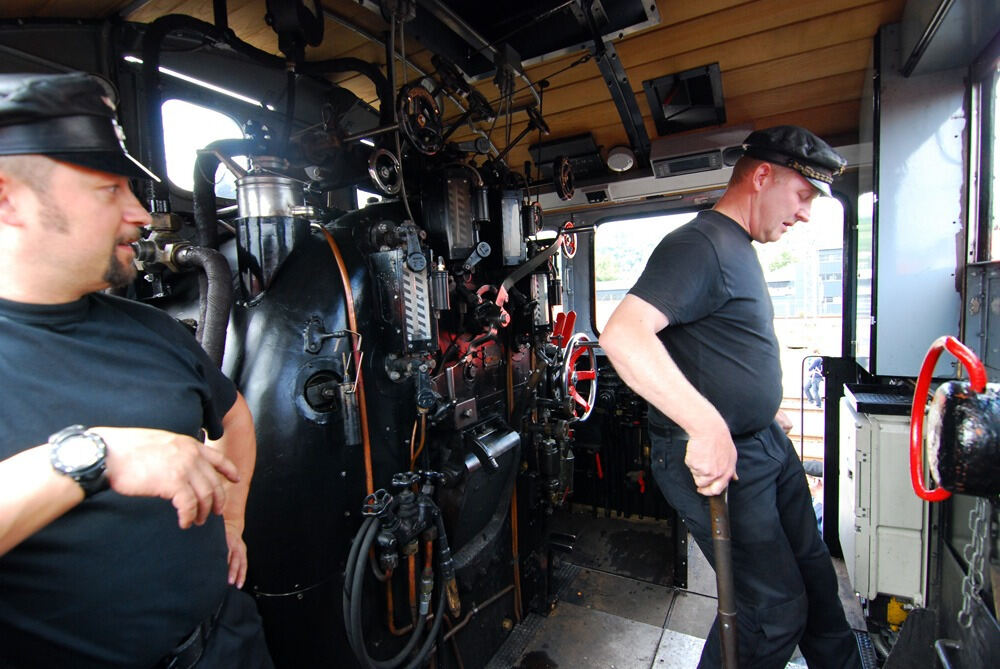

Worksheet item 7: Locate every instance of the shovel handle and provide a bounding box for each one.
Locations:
[710,492,739,669]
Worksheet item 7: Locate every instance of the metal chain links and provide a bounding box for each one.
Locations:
[958,497,991,628]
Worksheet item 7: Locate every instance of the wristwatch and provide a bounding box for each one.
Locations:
[48,425,110,498]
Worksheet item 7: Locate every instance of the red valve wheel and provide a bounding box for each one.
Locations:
[560,331,597,422]
[909,335,987,502]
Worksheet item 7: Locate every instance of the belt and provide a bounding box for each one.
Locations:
[158,599,226,669]
[648,420,770,443]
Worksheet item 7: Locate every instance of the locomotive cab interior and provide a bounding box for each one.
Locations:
[1,1,999,667]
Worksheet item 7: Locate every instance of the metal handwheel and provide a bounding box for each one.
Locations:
[560,331,597,422]
[397,84,444,155]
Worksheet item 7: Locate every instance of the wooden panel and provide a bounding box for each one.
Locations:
[721,40,872,98]
[725,70,866,122]
[514,0,900,95]
[446,0,898,149]
[616,0,888,66]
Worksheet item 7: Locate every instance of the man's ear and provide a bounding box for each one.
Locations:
[751,162,772,192]
[0,173,27,228]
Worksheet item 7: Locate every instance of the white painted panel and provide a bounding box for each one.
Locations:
[874,24,964,377]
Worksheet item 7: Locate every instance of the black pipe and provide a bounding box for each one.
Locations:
[298,57,395,128]
[282,68,297,154]
[192,138,252,250]
[174,245,234,369]
[140,14,285,203]
[212,0,228,32]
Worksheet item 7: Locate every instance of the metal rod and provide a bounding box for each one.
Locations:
[342,123,400,144]
[710,492,739,669]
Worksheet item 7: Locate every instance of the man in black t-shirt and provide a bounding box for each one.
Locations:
[0,73,271,667]
[601,126,860,668]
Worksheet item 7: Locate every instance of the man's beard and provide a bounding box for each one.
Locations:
[102,241,137,288]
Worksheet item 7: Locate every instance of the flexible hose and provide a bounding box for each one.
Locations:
[192,138,252,250]
[344,516,434,669]
[174,245,233,368]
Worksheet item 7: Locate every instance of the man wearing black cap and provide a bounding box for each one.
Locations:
[601,126,860,667]
[0,72,271,668]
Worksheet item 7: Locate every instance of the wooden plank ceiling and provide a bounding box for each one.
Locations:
[3,0,906,173]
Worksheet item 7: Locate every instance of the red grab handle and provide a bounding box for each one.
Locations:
[909,336,987,501]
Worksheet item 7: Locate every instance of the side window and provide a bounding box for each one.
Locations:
[592,212,697,331]
[161,99,245,198]
[984,64,1000,259]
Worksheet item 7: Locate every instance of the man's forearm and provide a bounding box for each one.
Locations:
[600,319,726,436]
[0,444,84,556]
[212,393,256,528]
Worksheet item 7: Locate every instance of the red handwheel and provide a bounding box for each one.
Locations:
[561,331,597,422]
[909,336,987,501]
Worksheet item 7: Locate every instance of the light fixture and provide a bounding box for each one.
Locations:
[606,145,635,172]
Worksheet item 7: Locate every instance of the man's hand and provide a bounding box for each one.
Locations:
[776,409,794,434]
[224,519,248,588]
[684,419,738,497]
[94,427,240,529]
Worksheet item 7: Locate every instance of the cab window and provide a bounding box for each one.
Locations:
[161,98,245,199]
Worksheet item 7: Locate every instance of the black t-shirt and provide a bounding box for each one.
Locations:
[0,293,237,668]
[628,210,782,436]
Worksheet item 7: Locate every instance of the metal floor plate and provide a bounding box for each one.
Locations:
[488,511,863,668]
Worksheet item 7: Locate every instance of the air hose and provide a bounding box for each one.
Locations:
[343,514,448,669]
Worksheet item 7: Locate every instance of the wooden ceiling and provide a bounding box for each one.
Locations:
[3,0,906,172]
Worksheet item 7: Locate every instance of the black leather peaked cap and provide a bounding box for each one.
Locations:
[740,125,845,196]
[0,72,159,181]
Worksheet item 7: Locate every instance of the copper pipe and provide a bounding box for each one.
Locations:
[406,551,418,624]
[410,411,427,470]
[385,569,414,636]
[409,417,418,463]
[510,487,523,623]
[506,347,523,623]
[442,585,515,641]
[441,615,467,669]
[319,226,374,495]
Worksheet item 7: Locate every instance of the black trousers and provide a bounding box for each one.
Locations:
[649,421,861,669]
[191,587,274,669]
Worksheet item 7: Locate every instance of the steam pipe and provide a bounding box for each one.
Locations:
[193,138,252,249]
[318,226,374,495]
[173,245,233,369]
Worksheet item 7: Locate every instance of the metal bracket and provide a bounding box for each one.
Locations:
[568,1,650,163]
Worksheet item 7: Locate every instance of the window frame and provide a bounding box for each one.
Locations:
[972,36,1000,261]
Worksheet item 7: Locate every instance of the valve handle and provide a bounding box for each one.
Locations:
[909,336,987,502]
[362,489,393,516]
[391,471,421,489]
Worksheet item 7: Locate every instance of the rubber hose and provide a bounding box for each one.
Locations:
[192,138,251,250]
[346,519,427,669]
[174,245,233,368]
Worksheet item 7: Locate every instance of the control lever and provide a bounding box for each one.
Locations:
[462,241,492,273]
[398,221,427,272]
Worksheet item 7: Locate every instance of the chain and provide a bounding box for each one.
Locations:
[957,497,991,628]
